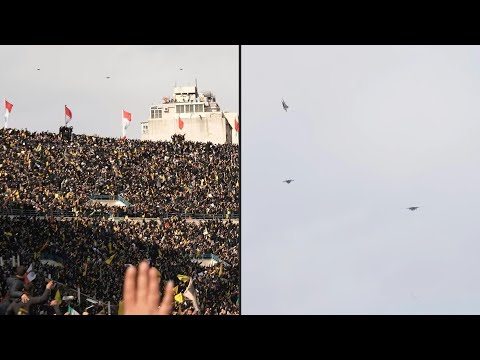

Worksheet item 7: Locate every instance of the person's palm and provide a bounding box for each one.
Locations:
[123,261,174,315]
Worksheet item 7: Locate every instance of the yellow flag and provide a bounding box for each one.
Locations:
[105,254,115,265]
[177,274,190,283]
[173,285,179,295]
[118,300,124,315]
[174,293,183,303]
[55,289,62,305]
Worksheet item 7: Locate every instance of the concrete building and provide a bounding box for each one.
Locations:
[141,83,238,144]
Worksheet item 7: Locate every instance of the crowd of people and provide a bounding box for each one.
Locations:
[0,216,239,315]
[0,128,239,315]
[0,129,239,218]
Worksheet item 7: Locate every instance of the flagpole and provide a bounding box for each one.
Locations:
[64,105,66,126]
[52,279,106,307]
[4,97,7,129]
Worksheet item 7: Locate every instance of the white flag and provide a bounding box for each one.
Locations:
[183,277,200,312]
[26,263,36,282]
[68,306,80,315]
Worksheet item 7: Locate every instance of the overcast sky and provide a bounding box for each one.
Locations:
[0,45,238,139]
[242,45,480,314]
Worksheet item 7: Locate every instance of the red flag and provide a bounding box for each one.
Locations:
[178,116,184,130]
[5,99,13,115]
[4,99,13,127]
[65,105,72,121]
[122,110,131,139]
[122,110,131,122]
[234,118,239,132]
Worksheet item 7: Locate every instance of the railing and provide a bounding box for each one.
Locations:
[199,253,219,260]
[89,194,117,201]
[116,195,131,207]
[171,213,239,220]
[40,253,65,265]
[198,253,231,267]
[114,212,239,221]
[0,208,76,217]
[89,194,132,207]
[0,208,239,220]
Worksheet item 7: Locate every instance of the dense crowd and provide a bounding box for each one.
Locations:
[0,215,239,315]
[0,129,239,217]
[0,127,239,315]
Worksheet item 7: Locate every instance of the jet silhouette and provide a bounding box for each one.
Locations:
[281,99,289,112]
[283,179,294,184]
[407,207,419,211]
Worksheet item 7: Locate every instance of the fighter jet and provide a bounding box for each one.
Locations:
[106,76,111,79]
[407,207,419,211]
[283,179,294,184]
[281,99,289,112]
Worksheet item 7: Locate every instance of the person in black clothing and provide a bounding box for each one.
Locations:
[49,299,63,315]
[6,280,54,315]
[0,266,29,315]
[8,266,29,301]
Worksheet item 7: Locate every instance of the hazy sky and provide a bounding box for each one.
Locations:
[0,45,238,139]
[242,45,480,314]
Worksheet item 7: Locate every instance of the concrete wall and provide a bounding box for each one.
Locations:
[223,112,239,145]
[141,112,234,144]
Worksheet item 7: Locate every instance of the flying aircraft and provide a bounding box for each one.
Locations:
[283,179,294,184]
[281,99,289,112]
[106,76,111,79]
[407,207,419,211]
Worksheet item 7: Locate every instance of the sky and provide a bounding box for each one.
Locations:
[0,45,238,139]
[242,45,480,314]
